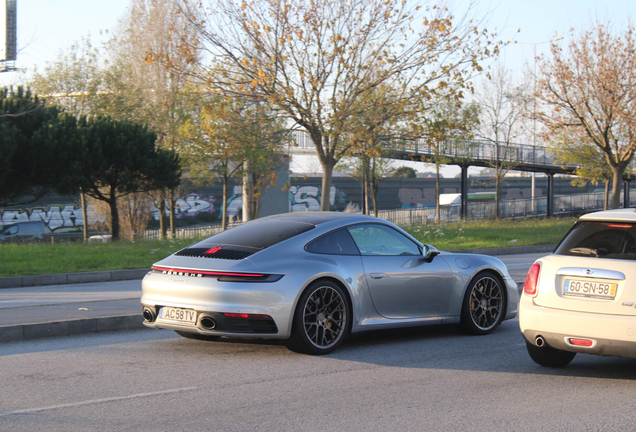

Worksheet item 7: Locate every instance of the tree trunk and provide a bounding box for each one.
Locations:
[320,159,335,211]
[435,162,441,225]
[109,191,120,241]
[158,190,167,240]
[365,157,371,215]
[80,189,88,242]
[495,173,501,220]
[371,158,379,218]
[604,180,610,210]
[371,183,379,218]
[611,167,623,209]
[169,189,176,239]
[221,177,228,231]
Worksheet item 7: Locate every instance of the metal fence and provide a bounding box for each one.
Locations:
[143,222,240,241]
[146,191,633,240]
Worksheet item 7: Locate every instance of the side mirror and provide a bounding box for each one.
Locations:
[423,244,440,262]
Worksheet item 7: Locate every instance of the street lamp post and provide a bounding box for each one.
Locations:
[508,37,563,212]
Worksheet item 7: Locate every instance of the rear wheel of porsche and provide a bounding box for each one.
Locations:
[286,280,351,355]
[175,331,221,342]
[526,341,576,367]
[460,271,506,335]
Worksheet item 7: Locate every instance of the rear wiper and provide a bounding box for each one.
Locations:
[569,247,599,257]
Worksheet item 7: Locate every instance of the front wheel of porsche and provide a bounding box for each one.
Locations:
[286,280,351,355]
[460,271,506,335]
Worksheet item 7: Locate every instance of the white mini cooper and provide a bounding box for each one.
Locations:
[520,209,636,367]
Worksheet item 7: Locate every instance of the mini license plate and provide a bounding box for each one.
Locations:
[563,279,617,300]
[158,307,197,325]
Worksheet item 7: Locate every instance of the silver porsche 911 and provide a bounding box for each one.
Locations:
[141,212,518,354]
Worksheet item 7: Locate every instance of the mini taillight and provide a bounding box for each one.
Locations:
[524,262,541,297]
[568,338,594,347]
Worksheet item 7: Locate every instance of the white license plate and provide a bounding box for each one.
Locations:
[158,307,197,325]
[563,279,617,300]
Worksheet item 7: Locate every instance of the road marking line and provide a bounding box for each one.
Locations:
[0,387,198,417]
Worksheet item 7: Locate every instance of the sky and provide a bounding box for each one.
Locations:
[2,0,635,175]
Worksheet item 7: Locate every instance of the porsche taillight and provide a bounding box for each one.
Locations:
[524,262,541,297]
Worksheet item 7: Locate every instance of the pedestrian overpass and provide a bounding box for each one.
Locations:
[289,131,632,217]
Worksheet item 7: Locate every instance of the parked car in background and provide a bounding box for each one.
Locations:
[520,209,636,367]
[141,212,519,355]
[0,221,50,242]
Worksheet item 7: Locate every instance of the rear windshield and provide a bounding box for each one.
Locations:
[193,219,315,250]
[555,221,636,260]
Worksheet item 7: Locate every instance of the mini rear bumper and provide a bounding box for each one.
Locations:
[519,295,636,359]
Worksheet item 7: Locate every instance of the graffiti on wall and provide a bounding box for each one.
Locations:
[151,193,218,220]
[151,185,348,219]
[1,205,86,231]
[289,186,347,211]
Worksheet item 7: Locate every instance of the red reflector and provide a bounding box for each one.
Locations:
[607,224,632,228]
[204,246,223,254]
[569,338,594,347]
[223,313,271,319]
[524,262,541,297]
[152,266,264,278]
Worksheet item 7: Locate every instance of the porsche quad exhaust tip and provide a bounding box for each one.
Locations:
[143,307,157,323]
[200,316,216,330]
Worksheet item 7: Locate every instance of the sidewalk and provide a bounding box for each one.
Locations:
[0,244,555,343]
[0,279,144,343]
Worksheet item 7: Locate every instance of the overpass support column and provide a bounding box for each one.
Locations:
[624,180,630,208]
[547,172,554,218]
[460,165,468,219]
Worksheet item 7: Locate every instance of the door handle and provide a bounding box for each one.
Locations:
[370,273,385,279]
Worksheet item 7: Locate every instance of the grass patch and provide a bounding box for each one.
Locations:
[0,238,200,277]
[0,217,577,277]
[403,217,576,251]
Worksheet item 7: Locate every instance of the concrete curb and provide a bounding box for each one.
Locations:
[0,268,150,289]
[0,314,145,343]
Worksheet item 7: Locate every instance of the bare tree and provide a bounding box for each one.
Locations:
[537,21,636,209]
[477,64,529,218]
[103,0,198,238]
[180,0,497,210]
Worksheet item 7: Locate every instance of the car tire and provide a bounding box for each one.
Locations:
[459,271,506,335]
[526,340,576,367]
[286,280,351,355]
[175,331,221,342]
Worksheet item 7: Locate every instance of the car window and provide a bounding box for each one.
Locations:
[193,219,315,250]
[305,229,360,255]
[347,224,420,256]
[555,221,636,260]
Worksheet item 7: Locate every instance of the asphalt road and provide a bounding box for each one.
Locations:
[2,317,636,429]
[6,251,634,431]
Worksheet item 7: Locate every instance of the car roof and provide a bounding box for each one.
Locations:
[579,208,636,222]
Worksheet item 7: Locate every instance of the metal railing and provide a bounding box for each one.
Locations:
[291,131,574,170]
